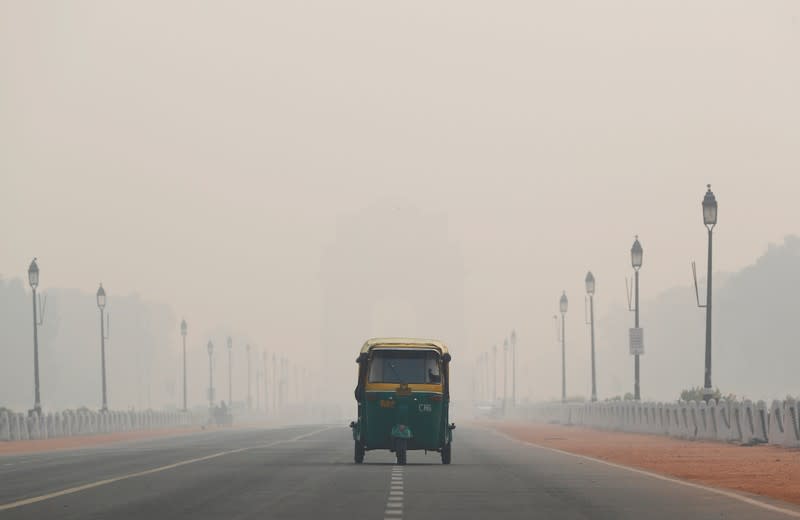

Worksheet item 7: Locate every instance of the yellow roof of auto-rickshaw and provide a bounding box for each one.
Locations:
[360,337,449,357]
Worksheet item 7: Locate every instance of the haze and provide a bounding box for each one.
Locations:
[2,1,799,410]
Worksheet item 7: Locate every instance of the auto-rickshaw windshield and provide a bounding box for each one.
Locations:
[367,350,441,384]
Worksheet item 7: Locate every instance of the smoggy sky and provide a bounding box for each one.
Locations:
[2,2,799,401]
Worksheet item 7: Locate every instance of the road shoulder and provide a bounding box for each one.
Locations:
[478,421,800,509]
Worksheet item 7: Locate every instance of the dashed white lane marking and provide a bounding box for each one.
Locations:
[0,427,336,513]
[384,465,404,520]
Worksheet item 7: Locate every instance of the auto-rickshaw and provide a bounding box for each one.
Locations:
[350,337,455,465]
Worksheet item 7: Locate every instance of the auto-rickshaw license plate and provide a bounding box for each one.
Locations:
[379,399,395,408]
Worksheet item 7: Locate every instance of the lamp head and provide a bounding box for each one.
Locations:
[585,271,596,296]
[631,236,643,270]
[96,283,106,310]
[28,258,39,289]
[702,184,718,228]
[559,291,568,314]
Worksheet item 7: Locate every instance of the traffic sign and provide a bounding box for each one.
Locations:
[629,328,644,355]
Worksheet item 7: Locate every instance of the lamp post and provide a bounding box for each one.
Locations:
[585,272,597,402]
[226,336,233,406]
[28,258,41,415]
[491,345,497,403]
[559,291,568,403]
[246,344,252,411]
[484,352,489,401]
[272,353,277,412]
[503,338,508,414]
[482,352,488,401]
[702,185,718,402]
[180,319,188,411]
[263,350,268,414]
[510,329,517,407]
[282,357,288,407]
[631,237,643,400]
[207,341,214,408]
[255,367,261,411]
[96,284,108,412]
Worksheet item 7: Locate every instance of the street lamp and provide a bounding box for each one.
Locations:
[227,336,233,407]
[503,338,509,414]
[180,319,188,411]
[631,236,643,400]
[491,345,497,403]
[559,291,568,403]
[483,352,489,401]
[585,272,597,402]
[246,344,252,411]
[207,341,215,408]
[263,350,268,414]
[510,330,517,408]
[96,284,108,412]
[28,258,42,415]
[272,353,277,412]
[701,185,717,402]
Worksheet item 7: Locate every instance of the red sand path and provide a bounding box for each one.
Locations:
[481,421,800,506]
[0,426,204,456]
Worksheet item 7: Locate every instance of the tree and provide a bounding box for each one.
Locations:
[679,386,735,402]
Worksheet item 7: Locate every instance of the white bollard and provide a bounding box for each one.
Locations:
[767,400,786,446]
[0,411,9,441]
[13,414,23,440]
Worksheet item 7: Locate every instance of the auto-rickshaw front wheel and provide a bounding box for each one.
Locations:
[354,441,365,464]
[395,438,407,465]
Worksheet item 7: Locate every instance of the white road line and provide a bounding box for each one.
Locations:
[489,428,800,519]
[0,426,335,513]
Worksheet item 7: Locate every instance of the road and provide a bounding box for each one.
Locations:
[0,423,798,519]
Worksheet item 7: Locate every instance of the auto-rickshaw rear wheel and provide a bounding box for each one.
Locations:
[395,438,407,465]
[354,441,365,464]
[441,442,451,465]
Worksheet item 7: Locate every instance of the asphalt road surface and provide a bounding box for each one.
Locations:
[1,424,799,519]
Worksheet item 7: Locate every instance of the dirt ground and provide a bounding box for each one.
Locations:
[0,426,203,456]
[481,421,800,506]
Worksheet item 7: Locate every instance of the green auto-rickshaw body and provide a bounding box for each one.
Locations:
[350,338,454,465]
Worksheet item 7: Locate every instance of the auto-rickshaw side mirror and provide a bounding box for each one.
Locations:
[443,353,451,363]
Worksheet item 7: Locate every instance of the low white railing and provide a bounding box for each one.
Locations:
[510,398,800,448]
[0,409,199,441]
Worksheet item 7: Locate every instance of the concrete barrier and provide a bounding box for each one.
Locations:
[768,399,800,448]
[518,396,800,447]
[12,413,22,440]
[0,411,9,441]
